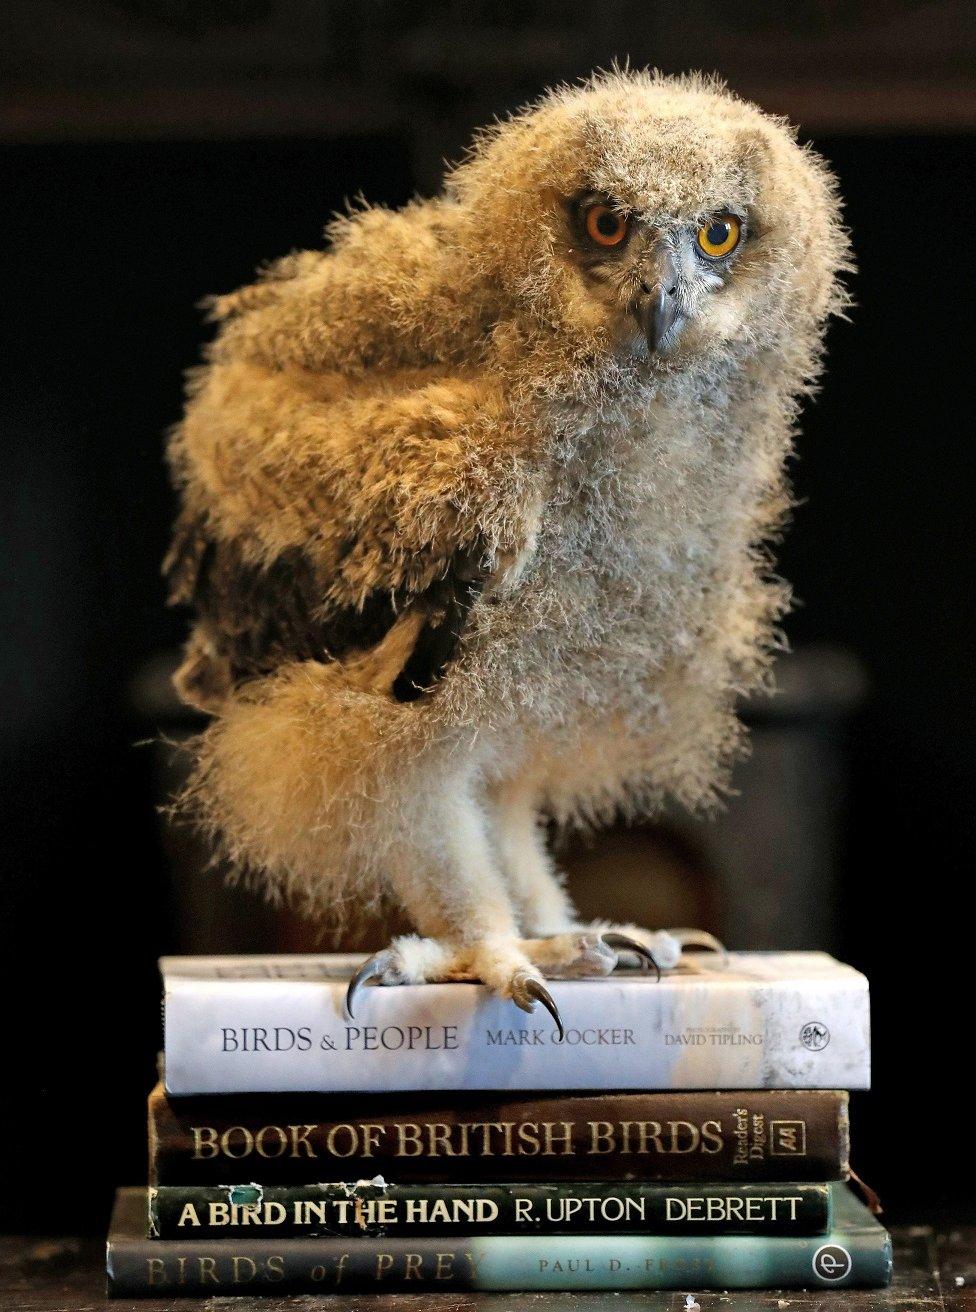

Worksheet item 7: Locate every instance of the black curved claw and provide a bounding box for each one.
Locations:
[524,978,565,1042]
[345,952,391,1021]
[602,932,662,981]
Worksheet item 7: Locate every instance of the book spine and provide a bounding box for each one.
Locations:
[150,1182,831,1239]
[107,1227,891,1295]
[162,964,871,1094]
[149,1086,849,1184]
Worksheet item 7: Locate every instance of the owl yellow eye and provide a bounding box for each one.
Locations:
[696,213,742,259]
[584,203,630,248]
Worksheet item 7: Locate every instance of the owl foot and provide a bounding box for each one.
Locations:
[345,933,568,1035]
[570,923,727,972]
[519,930,661,979]
[343,928,690,1033]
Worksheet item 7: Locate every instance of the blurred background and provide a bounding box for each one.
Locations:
[2,0,974,1232]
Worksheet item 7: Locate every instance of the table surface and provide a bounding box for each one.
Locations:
[2,1226,974,1312]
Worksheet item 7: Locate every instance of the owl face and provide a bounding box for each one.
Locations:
[567,191,751,361]
[450,71,847,380]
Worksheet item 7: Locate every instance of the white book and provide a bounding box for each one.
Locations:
[161,951,870,1095]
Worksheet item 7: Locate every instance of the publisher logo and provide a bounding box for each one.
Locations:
[800,1021,830,1051]
[770,1119,807,1155]
[812,1244,852,1282]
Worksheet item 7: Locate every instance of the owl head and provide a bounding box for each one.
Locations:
[447,70,850,382]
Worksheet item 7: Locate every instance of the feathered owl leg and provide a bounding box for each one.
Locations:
[492,779,576,936]
[492,779,724,974]
[491,779,664,976]
[346,783,567,1031]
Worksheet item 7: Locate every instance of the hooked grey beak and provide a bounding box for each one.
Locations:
[633,247,683,354]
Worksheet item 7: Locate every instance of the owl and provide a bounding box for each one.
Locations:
[165,70,849,1032]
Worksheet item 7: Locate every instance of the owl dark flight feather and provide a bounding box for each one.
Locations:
[166,511,490,707]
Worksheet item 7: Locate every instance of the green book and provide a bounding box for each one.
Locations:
[107,1184,890,1294]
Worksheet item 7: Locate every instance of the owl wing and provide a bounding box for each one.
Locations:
[166,215,538,714]
[165,507,495,712]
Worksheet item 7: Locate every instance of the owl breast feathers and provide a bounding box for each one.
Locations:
[165,69,849,928]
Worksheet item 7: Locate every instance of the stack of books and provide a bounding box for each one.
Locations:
[107,950,891,1295]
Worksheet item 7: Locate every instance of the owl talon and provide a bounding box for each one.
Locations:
[345,950,397,1020]
[668,928,728,960]
[601,932,662,980]
[522,977,565,1042]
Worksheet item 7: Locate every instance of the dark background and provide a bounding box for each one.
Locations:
[1,0,974,1233]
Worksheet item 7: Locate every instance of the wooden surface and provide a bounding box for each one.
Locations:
[1,1226,974,1311]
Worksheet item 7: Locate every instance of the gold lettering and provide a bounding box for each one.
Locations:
[588,1121,615,1154]
[325,1124,358,1157]
[255,1125,288,1158]
[397,1123,423,1156]
[146,1257,167,1286]
[701,1120,724,1153]
[404,1253,424,1280]
[290,1125,315,1157]
[517,1122,540,1154]
[191,1126,219,1159]
[360,1124,384,1157]
[543,1121,574,1155]
[475,1122,505,1154]
[637,1121,664,1153]
[334,1253,349,1286]
[231,1256,257,1284]
[197,1257,219,1284]
[220,1127,253,1159]
[670,1120,700,1153]
[427,1123,456,1156]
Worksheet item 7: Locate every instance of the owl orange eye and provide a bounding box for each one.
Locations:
[584,204,630,248]
[696,213,742,259]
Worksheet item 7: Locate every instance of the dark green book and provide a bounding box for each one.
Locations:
[150,1180,830,1238]
[108,1184,890,1295]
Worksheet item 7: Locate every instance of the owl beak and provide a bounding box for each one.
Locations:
[634,248,683,354]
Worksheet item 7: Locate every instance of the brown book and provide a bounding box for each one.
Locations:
[149,1082,848,1184]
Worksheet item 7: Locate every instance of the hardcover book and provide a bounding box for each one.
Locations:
[107,1184,891,1294]
[161,951,870,1094]
[149,1084,849,1185]
[148,1181,831,1239]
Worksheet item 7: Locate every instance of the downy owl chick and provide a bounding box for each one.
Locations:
[166,70,850,1027]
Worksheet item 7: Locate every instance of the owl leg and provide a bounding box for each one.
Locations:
[491,778,577,936]
[346,784,566,1032]
[491,780,664,978]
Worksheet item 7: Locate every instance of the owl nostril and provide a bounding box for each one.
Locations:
[640,281,678,298]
